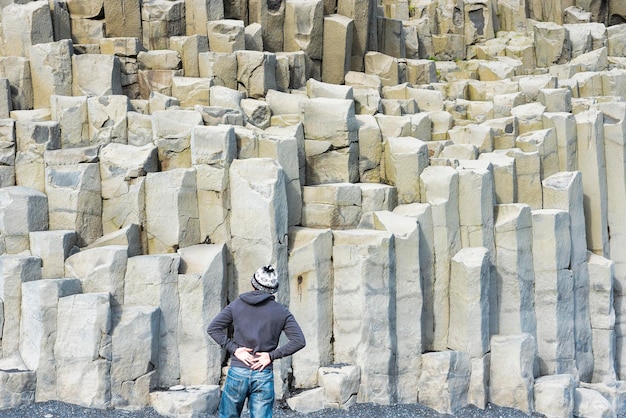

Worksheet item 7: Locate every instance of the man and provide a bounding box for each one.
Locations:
[207,264,306,418]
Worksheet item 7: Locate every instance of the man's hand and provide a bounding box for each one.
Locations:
[234,347,255,366]
[251,352,272,371]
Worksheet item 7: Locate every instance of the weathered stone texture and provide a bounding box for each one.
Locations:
[3,1,626,415]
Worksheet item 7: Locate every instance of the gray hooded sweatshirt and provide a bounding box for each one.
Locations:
[207,290,306,370]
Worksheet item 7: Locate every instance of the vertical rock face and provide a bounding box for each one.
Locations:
[110,305,159,410]
[100,143,158,253]
[284,0,323,59]
[3,0,626,415]
[236,50,277,98]
[332,229,396,405]
[45,162,102,247]
[0,120,15,188]
[449,247,491,359]
[0,256,40,356]
[288,227,333,389]
[16,121,60,192]
[490,334,536,414]
[55,292,112,408]
[1,2,54,59]
[322,14,354,85]
[382,136,428,204]
[493,204,537,337]
[105,0,143,39]
[457,167,495,262]
[64,245,128,307]
[0,186,48,254]
[206,19,245,53]
[362,210,421,404]
[50,96,87,149]
[229,158,288,301]
[124,254,181,387]
[151,109,203,170]
[177,244,227,386]
[20,278,83,402]
[248,0,285,52]
[393,203,434,351]
[420,165,461,351]
[418,351,471,414]
[587,252,617,383]
[185,0,224,36]
[192,124,235,245]
[259,133,302,227]
[146,168,200,254]
[532,209,576,377]
[72,55,123,98]
[29,230,77,280]
[534,374,576,418]
[575,109,609,258]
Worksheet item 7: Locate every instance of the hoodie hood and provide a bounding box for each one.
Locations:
[240,290,275,306]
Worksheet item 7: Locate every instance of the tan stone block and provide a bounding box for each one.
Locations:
[284,0,323,60]
[377,18,405,59]
[236,51,277,99]
[0,57,33,111]
[300,98,358,147]
[2,2,53,58]
[87,95,129,146]
[145,169,200,254]
[575,109,609,257]
[288,51,314,89]
[336,0,369,66]
[364,52,398,87]
[490,334,535,414]
[515,128,559,179]
[172,76,212,107]
[332,229,395,404]
[322,14,353,85]
[304,141,359,185]
[248,0,285,52]
[72,54,122,97]
[464,0,494,45]
[207,19,245,52]
[382,136,428,204]
[185,0,224,36]
[534,22,570,68]
[69,16,105,44]
[198,52,237,90]
[141,0,186,50]
[433,34,466,61]
[449,247,491,358]
[29,40,73,110]
[170,35,209,78]
[124,254,181,386]
[104,0,142,38]
[152,109,203,170]
[244,22,263,51]
[138,70,182,100]
[418,351,471,414]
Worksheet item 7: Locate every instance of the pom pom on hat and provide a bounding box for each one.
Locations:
[251,264,279,294]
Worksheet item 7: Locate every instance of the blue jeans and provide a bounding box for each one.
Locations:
[219,366,274,418]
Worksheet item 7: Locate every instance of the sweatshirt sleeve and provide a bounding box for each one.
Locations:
[269,312,306,361]
[206,305,239,355]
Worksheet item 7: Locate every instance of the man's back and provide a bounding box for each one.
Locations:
[207,290,305,370]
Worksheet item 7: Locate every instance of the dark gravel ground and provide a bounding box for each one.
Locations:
[0,400,548,417]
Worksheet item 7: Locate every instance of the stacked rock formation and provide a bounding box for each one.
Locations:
[1,0,626,417]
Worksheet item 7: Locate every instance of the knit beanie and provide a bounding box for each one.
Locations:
[251,264,279,294]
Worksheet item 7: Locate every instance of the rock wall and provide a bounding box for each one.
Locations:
[0,0,626,416]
